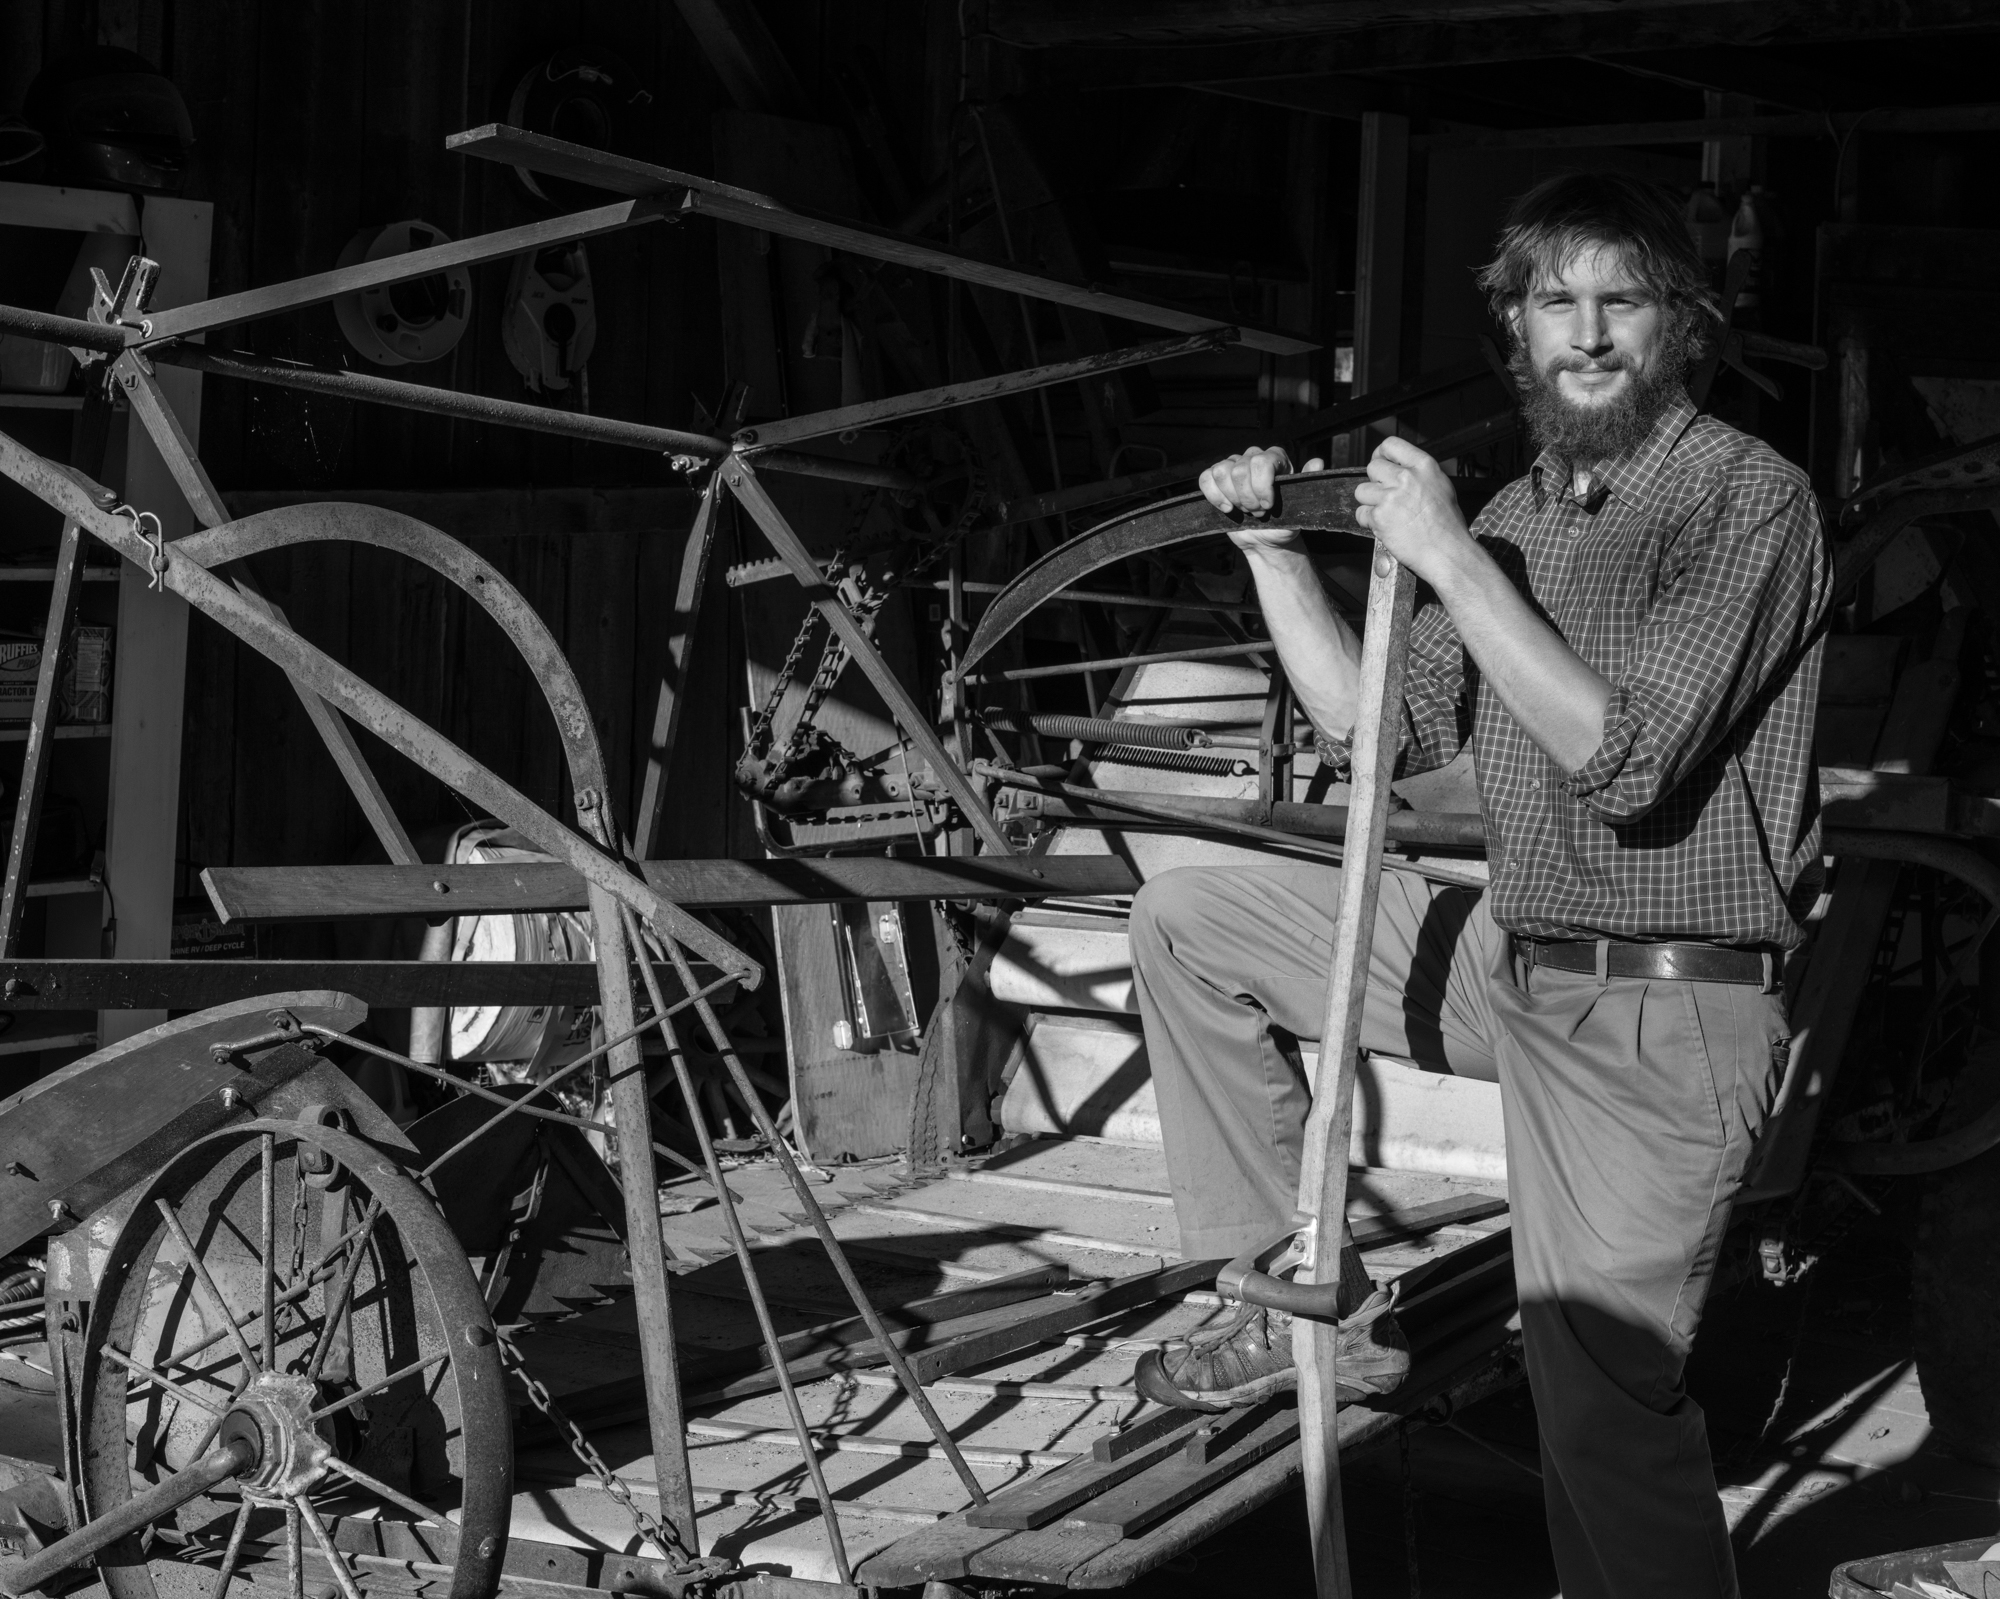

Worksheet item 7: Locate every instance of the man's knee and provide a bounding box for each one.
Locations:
[1130,867,1222,971]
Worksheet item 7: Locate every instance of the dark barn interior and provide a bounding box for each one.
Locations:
[0,3,1997,1597]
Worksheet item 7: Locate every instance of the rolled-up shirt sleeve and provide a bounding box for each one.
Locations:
[1395,595,1472,778]
[1558,467,1827,822]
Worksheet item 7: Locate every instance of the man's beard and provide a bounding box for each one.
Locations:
[1509,325,1695,468]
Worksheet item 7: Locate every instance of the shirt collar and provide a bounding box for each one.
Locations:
[1531,391,1699,513]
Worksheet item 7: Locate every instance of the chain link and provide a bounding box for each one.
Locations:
[494,1329,699,1571]
[744,424,987,795]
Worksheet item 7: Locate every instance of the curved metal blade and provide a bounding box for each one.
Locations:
[961,469,1367,678]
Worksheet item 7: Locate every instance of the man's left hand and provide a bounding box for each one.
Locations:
[1353,436,1474,587]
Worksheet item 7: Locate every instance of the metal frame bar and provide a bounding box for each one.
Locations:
[143,198,675,342]
[447,125,1315,356]
[736,327,1238,451]
[117,351,422,866]
[719,453,1014,854]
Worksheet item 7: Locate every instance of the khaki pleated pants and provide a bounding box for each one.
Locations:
[1129,862,1789,1599]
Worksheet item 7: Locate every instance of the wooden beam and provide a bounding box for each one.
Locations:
[445,126,1317,357]
[1418,103,2000,152]
[1294,549,1418,1599]
[201,855,1142,923]
[101,196,207,1043]
[1015,1,2000,89]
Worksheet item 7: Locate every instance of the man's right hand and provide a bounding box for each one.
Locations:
[1198,447,1327,551]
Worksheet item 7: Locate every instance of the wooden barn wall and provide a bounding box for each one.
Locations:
[0,0,947,953]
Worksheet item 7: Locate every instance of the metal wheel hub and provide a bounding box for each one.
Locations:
[217,1373,331,1499]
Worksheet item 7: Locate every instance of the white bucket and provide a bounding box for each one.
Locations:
[445,826,595,1068]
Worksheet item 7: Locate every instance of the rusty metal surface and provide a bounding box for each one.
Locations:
[959,470,1367,678]
[0,429,756,985]
[0,994,365,1256]
[79,1120,511,1599]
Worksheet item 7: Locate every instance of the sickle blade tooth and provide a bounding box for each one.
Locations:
[960,471,1366,678]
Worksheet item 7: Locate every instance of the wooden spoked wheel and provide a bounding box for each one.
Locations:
[76,1119,511,1599]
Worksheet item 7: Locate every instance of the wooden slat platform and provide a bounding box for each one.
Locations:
[498,1138,1514,1586]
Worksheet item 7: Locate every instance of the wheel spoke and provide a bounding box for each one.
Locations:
[306,1200,384,1383]
[260,1134,277,1372]
[321,1458,449,1531]
[209,1498,253,1599]
[301,1348,450,1425]
[293,1494,366,1599]
[285,1499,303,1599]
[100,1345,232,1417]
[154,1198,262,1376]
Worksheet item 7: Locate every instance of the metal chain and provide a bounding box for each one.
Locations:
[744,423,988,790]
[493,1329,697,1570]
[744,489,880,761]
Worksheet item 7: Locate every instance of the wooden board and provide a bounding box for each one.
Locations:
[201,855,1139,922]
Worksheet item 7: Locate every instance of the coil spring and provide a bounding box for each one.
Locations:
[983,711,1212,753]
[1094,744,1252,777]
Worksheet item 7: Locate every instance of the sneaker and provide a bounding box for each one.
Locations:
[1132,1286,1411,1412]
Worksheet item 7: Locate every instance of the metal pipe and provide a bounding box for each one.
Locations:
[155,343,730,454]
[148,346,925,492]
[0,1437,255,1593]
[0,301,129,354]
[919,578,1260,616]
[736,327,1236,450]
[961,637,1271,685]
[978,766,1489,887]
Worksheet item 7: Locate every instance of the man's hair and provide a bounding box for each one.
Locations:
[1475,171,1720,337]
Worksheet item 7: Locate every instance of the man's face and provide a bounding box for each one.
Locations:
[1507,242,1690,465]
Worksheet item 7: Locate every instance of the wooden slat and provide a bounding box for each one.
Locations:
[906,1259,1222,1384]
[966,1412,1207,1529]
[201,855,1140,922]
[536,1265,1071,1429]
[1064,1401,1299,1535]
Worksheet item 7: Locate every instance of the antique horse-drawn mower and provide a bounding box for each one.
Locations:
[0,124,1997,1599]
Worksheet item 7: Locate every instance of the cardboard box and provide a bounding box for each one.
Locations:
[0,626,113,723]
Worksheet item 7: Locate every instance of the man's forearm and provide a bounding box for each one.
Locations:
[1431,542,1611,773]
[1242,547,1364,739]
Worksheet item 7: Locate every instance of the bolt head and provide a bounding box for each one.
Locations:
[478,1537,498,1559]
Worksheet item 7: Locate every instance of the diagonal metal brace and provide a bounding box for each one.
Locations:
[719,453,1014,855]
[0,427,758,985]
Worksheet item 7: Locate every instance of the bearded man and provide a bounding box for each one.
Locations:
[1126,172,1830,1598]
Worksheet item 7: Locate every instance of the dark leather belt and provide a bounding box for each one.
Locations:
[1511,935,1779,989]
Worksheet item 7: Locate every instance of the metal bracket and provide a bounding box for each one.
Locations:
[1216,1216,1344,1321]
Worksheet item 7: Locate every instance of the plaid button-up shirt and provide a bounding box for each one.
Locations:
[1395,393,1832,948]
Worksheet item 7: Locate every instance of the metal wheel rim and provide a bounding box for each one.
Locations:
[78,1119,510,1599]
